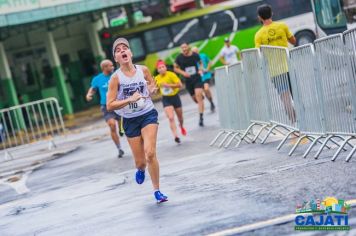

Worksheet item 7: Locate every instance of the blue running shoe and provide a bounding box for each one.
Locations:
[154,190,168,203]
[135,169,145,184]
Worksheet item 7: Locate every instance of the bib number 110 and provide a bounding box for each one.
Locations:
[129,103,138,109]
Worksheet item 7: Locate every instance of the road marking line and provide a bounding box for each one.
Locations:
[207,199,356,236]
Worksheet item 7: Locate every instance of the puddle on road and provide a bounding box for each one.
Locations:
[7,202,51,216]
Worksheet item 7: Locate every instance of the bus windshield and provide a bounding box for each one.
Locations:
[313,0,347,29]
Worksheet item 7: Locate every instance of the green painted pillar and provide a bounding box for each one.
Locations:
[0,42,18,107]
[0,41,26,130]
[45,31,73,116]
[124,4,135,28]
[87,22,106,70]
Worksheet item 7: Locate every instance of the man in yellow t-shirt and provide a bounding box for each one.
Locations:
[254,4,296,123]
[155,60,187,143]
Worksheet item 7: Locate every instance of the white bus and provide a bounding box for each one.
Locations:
[101,0,348,70]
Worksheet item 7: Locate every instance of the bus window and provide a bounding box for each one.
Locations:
[170,19,206,46]
[128,37,146,61]
[144,27,172,53]
[202,11,235,37]
[265,0,312,20]
[313,0,347,29]
[233,2,262,30]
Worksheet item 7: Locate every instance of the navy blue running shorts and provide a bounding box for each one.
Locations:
[123,109,158,138]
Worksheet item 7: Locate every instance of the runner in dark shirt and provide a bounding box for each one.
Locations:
[174,43,205,127]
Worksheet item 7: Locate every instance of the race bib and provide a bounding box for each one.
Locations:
[123,98,145,114]
[185,66,197,75]
[162,87,173,96]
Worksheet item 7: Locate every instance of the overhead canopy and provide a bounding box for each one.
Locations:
[0,0,141,27]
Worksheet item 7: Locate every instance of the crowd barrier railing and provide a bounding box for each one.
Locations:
[312,34,356,161]
[0,98,65,161]
[342,28,356,161]
[259,46,299,145]
[210,64,253,148]
[240,49,274,143]
[212,28,356,162]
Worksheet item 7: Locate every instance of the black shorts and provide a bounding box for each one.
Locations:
[271,72,293,97]
[101,105,120,122]
[162,94,182,108]
[185,77,203,96]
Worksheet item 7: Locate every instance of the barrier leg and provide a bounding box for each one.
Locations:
[224,132,241,148]
[253,124,269,143]
[234,138,243,148]
[48,140,57,150]
[288,135,307,156]
[328,136,349,151]
[302,135,323,158]
[240,123,257,142]
[4,151,14,161]
[346,145,356,162]
[314,135,334,159]
[260,124,278,144]
[210,130,226,146]
[277,130,298,150]
[218,131,234,148]
[331,137,353,161]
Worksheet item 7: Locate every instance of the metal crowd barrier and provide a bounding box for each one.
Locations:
[312,34,356,161]
[222,63,252,148]
[240,49,274,143]
[342,28,356,161]
[210,64,253,148]
[288,44,327,157]
[211,27,356,162]
[259,46,299,144]
[0,98,65,160]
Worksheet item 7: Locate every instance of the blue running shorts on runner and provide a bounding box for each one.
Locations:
[123,109,158,138]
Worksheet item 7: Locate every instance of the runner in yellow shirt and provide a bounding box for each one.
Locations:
[155,60,187,143]
[255,4,296,123]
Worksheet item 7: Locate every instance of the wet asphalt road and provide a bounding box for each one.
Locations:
[0,92,355,236]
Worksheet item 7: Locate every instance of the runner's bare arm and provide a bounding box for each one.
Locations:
[142,66,158,94]
[86,88,96,101]
[106,73,141,111]
[162,79,182,89]
[207,60,212,71]
[288,36,296,45]
[220,56,227,65]
[174,63,190,78]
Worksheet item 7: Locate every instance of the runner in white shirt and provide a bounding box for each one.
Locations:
[219,38,240,65]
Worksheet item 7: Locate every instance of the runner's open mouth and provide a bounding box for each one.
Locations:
[122,54,128,59]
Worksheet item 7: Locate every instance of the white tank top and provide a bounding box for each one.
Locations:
[114,65,155,118]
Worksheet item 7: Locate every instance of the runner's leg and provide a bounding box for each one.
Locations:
[175,107,184,128]
[127,136,146,170]
[141,124,159,190]
[204,82,215,112]
[107,118,119,144]
[204,82,212,101]
[164,106,178,139]
[195,87,204,126]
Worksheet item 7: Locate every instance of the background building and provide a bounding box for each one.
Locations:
[0,0,141,117]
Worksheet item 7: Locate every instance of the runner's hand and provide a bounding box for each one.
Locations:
[182,72,191,78]
[128,92,143,102]
[148,84,158,94]
[162,83,170,88]
[86,94,93,102]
